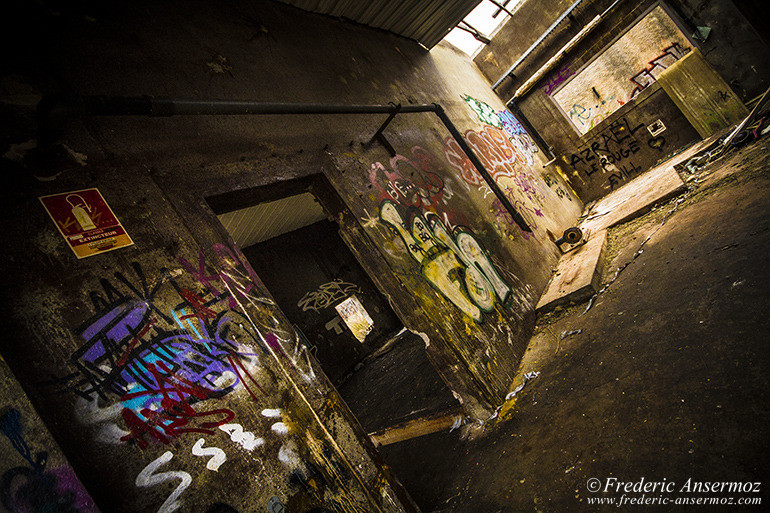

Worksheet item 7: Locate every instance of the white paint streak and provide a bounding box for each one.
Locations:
[261,408,282,418]
[278,441,302,469]
[97,423,129,444]
[74,396,123,424]
[191,438,227,472]
[271,422,289,435]
[219,423,263,451]
[212,370,238,390]
[135,451,191,513]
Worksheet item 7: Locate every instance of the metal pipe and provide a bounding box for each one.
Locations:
[491,0,586,90]
[35,94,530,232]
[457,21,491,44]
[507,0,622,102]
[507,99,555,160]
[487,0,516,18]
[433,104,531,232]
[37,94,439,145]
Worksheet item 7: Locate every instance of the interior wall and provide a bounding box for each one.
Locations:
[474,0,770,201]
[0,0,581,511]
[1,358,100,513]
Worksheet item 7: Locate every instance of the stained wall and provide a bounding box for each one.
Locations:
[0,0,581,511]
[474,0,770,201]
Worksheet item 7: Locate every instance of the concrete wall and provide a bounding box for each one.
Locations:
[1,357,100,513]
[0,0,580,511]
[475,0,770,201]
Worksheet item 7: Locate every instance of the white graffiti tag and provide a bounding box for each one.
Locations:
[136,452,192,513]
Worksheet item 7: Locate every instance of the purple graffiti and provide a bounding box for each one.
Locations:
[1,409,98,513]
[542,66,575,96]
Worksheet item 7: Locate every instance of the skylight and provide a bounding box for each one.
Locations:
[441,0,522,57]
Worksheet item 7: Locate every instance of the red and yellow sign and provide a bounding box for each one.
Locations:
[39,188,133,259]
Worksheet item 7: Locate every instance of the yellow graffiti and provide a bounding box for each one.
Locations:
[379,200,510,322]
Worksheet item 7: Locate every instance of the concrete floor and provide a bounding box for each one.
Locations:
[378,138,770,512]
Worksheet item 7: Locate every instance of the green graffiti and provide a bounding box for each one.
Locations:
[379,200,510,321]
[462,95,503,129]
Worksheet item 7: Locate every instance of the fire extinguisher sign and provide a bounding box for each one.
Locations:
[39,188,134,259]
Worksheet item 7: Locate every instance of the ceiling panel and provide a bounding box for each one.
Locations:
[218,192,327,248]
[276,0,482,48]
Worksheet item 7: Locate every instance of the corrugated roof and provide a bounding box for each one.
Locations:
[276,0,482,48]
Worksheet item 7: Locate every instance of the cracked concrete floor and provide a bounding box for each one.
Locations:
[378,138,770,512]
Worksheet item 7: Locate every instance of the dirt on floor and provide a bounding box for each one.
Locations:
[378,138,770,512]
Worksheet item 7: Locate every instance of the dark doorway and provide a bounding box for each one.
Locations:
[212,178,461,510]
[242,218,402,384]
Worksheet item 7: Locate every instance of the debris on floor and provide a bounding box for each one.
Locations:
[559,329,582,339]
[486,371,541,425]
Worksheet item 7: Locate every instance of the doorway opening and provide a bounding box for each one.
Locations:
[208,175,460,447]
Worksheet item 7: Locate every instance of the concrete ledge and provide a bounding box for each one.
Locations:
[580,166,686,234]
[536,230,607,313]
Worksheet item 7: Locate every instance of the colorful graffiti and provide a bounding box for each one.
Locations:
[1,408,98,513]
[497,110,526,136]
[461,96,540,165]
[462,95,502,128]
[368,146,455,209]
[369,145,470,233]
[443,125,548,240]
[379,200,510,321]
[37,243,349,511]
[567,94,619,132]
[629,42,690,100]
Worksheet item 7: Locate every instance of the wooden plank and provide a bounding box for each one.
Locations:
[657,48,749,138]
[368,406,465,447]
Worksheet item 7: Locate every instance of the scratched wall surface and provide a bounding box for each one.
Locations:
[0,0,582,511]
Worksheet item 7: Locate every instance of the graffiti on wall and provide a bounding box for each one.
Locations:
[455,95,579,242]
[462,95,503,129]
[462,96,540,164]
[1,408,98,513]
[368,145,472,232]
[379,200,510,322]
[629,42,690,100]
[297,280,362,313]
[443,125,551,241]
[567,116,667,190]
[542,173,570,201]
[567,93,620,132]
[39,244,351,512]
[368,146,455,210]
[542,66,575,96]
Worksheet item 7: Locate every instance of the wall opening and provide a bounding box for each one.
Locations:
[209,176,461,451]
[551,2,694,135]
